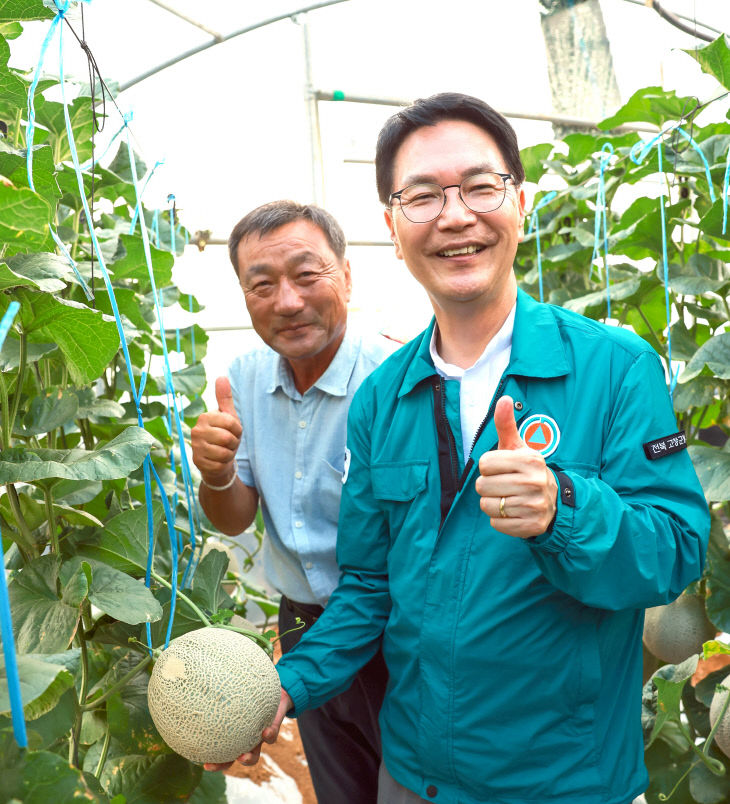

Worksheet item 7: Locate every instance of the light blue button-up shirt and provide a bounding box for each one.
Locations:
[228,328,395,605]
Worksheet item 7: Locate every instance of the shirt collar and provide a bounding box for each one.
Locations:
[266,328,359,399]
[429,303,515,380]
[398,288,569,397]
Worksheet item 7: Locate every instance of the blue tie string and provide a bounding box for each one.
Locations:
[590,143,614,320]
[527,191,557,302]
[25,1,93,300]
[631,133,680,394]
[0,302,27,749]
[722,144,730,235]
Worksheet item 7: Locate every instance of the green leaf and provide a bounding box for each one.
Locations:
[688,445,730,503]
[681,333,730,381]
[19,387,79,436]
[647,656,699,747]
[20,750,109,804]
[0,652,76,720]
[76,502,164,576]
[63,556,163,626]
[108,144,147,185]
[12,289,120,386]
[0,426,155,484]
[33,96,95,164]
[598,86,698,130]
[519,142,553,183]
[698,199,730,242]
[672,376,719,412]
[684,36,730,91]
[103,662,164,755]
[8,554,86,653]
[0,142,61,210]
[164,324,208,364]
[0,252,73,293]
[0,184,53,256]
[189,549,230,614]
[109,233,174,289]
[0,1,54,22]
[101,754,203,804]
[74,388,126,420]
[187,770,227,804]
[706,525,730,632]
[151,362,206,397]
[703,641,730,659]
[0,337,56,370]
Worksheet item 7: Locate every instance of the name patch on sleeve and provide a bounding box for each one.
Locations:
[643,431,687,460]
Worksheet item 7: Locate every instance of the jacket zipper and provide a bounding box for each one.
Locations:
[437,380,460,488]
[457,374,508,489]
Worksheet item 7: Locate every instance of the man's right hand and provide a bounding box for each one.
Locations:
[191,376,243,486]
[203,688,293,772]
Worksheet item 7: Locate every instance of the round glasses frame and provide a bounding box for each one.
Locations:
[388,172,515,223]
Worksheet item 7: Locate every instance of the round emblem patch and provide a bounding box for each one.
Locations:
[518,414,560,457]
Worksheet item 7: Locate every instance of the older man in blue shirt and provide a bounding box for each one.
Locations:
[191,200,393,803]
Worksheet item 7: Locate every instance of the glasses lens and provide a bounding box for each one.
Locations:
[398,183,444,223]
[461,173,507,213]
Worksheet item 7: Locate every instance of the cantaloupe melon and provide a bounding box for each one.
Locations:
[709,671,730,758]
[147,626,281,764]
[643,594,715,665]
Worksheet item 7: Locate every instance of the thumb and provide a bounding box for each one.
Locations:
[215,376,238,418]
[494,396,524,451]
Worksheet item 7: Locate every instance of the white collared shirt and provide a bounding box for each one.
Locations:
[430,305,515,460]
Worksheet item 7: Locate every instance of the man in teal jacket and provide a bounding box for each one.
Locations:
[234,94,710,803]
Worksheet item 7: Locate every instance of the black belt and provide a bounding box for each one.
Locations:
[282,595,324,625]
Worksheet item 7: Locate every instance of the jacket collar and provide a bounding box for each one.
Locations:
[398,288,569,398]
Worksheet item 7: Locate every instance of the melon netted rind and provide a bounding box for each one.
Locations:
[147,627,281,765]
[709,671,730,759]
[642,594,716,665]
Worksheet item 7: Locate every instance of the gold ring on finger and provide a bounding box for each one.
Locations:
[499,496,507,518]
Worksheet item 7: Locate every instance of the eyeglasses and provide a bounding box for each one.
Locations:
[389,172,515,223]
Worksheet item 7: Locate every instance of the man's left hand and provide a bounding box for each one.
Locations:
[475,395,558,539]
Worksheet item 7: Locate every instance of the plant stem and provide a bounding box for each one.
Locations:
[150,572,273,653]
[5,483,37,559]
[43,485,59,554]
[658,759,701,801]
[677,718,725,775]
[634,304,664,355]
[81,655,152,711]
[0,373,9,450]
[70,633,91,768]
[94,723,112,779]
[12,108,21,149]
[8,330,27,442]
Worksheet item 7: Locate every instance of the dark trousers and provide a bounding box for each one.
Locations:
[278,595,388,804]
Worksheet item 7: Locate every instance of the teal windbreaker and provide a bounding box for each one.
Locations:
[276,289,710,804]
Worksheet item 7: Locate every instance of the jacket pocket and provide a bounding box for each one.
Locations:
[371,460,428,501]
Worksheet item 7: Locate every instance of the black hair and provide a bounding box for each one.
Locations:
[375,92,525,205]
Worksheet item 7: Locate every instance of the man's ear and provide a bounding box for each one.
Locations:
[516,186,527,244]
[342,259,352,302]
[384,208,403,260]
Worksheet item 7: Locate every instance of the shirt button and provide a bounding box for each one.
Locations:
[295,470,303,479]
[305,561,313,570]
[564,487,572,497]
[426,785,438,798]
[299,420,307,429]
[514,400,524,411]
[295,521,303,528]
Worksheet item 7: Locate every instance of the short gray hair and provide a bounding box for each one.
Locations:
[228,200,347,276]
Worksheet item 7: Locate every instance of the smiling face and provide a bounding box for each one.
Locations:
[385,119,526,321]
[238,219,351,384]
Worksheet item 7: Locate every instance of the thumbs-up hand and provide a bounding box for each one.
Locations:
[191,376,243,488]
[474,396,558,539]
